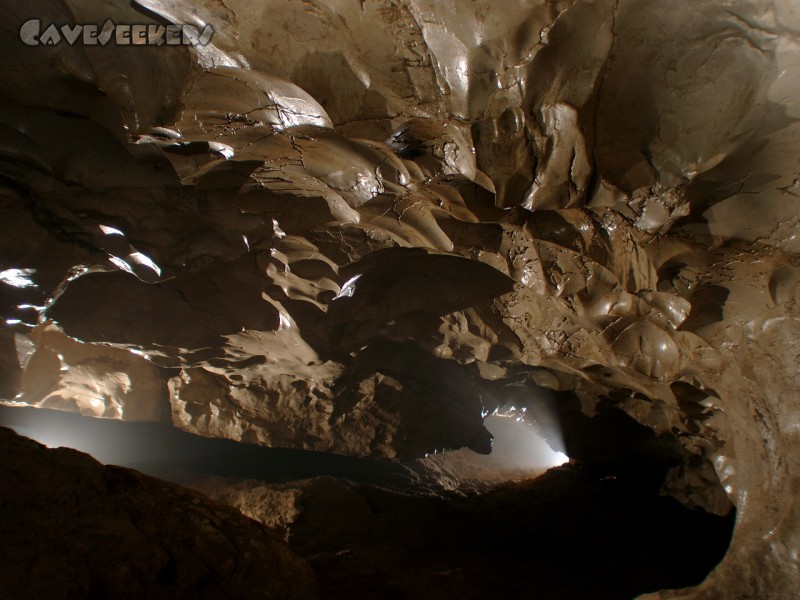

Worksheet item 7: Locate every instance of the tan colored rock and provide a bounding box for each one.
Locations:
[0,0,798,596]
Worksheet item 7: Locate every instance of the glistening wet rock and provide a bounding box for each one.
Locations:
[0,0,798,596]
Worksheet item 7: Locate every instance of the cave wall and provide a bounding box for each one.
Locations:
[0,0,799,596]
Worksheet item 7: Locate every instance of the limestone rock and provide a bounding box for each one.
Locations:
[0,0,799,597]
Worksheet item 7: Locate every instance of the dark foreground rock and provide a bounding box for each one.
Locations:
[190,466,734,600]
[0,426,317,599]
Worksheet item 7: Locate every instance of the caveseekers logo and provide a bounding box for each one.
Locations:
[20,19,214,47]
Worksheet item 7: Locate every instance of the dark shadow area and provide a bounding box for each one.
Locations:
[679,284,731,332]
[0,403,735,599]
[292,465,735,600]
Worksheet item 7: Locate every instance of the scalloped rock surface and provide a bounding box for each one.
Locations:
[1,0,799,597]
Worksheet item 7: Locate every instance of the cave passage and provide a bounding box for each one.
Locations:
[0,403,571,487]
[0,403,735,599]
[0,404,421,488]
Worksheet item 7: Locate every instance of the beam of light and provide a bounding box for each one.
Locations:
[483,412,569,472]
[422,406,569,484]
[2,412,128,465]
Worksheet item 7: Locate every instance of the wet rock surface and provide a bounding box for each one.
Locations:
[0,0,798,597]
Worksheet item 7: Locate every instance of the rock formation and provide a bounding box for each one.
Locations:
[0,0,798,597]
[0,426,316,599]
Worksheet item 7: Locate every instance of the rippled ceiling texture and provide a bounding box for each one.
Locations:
[1,0,799,597]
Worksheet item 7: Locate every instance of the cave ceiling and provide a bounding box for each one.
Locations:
[0,0,799,597]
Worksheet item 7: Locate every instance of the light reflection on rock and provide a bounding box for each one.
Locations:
[0,0,798,597]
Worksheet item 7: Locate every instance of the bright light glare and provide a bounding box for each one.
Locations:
[128,252,162,276]
[0,268,37,288]
[108,255,134,274]
[483,414,569,472]
[334,274,361,299]
[99,224,124,236]
[423,410,569,484]
[8,422,124,465]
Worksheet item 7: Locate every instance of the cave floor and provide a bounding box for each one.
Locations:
[0,405,734,599]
